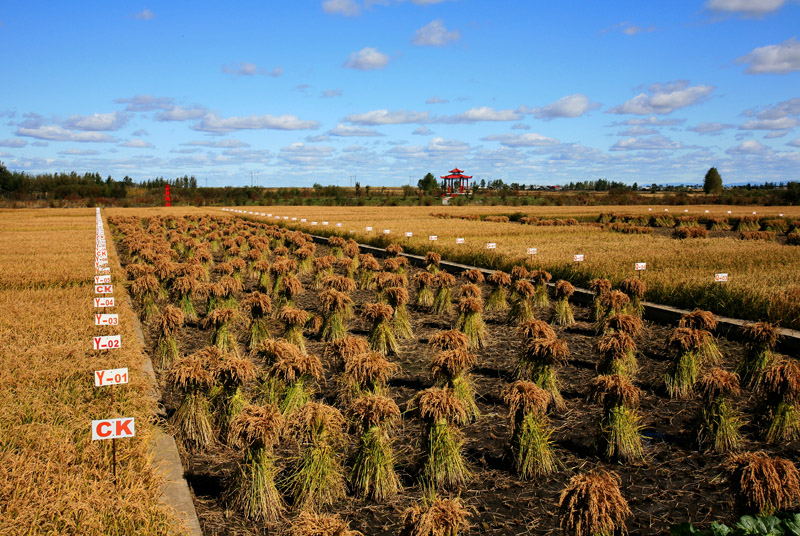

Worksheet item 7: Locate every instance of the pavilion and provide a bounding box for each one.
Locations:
[440,167,472,195]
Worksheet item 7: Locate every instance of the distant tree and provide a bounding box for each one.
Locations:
[417,172,438,192]
[355,181,361,196]
[704,167,723,194]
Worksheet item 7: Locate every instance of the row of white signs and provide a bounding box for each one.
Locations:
[91,208,134,441]
[223,208,729,282]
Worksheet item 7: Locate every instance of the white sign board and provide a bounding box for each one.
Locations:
[94,367,129,387]
[94,297,115,307]
[94,275,111,284]
[486,242,496,249]
[95,284,113,294]
[527,248,538,255]
[429,235,438,241]
[405,232,413,237]
[92,335,121,350]
[94,314,119,326]
[456,238,465,244]
[383,229,391,234]
[366,226,373,231]
[715,273,728,282]
[92,417,135,440]
[574,254,585,262]
[635,263,647,271]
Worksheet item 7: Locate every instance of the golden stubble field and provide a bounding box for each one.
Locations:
[0,209,182,535]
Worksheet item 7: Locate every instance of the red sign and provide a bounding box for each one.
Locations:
[165,185,171,207]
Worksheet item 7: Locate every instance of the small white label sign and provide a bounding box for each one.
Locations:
[486,242,496,249]
[429,235,438,241]
[715,273,728,282]
[94,297,115,307]
[527,248,538,255]
[92,335,121,350]
[574,254,585,262]
[383,229,391,234]
[366,226,373,231]
[95,313,119,326]
[94,275,111,284]
[311,221,318,226]
[405,232,413,237]
[456,238,465,244]
[95,284,113,294]
[635,263,646,271]
[94,367,129,387]
[92,418,135,440]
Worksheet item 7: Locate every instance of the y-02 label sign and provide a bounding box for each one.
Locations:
[92,418,135,440]
[93,335,121,350]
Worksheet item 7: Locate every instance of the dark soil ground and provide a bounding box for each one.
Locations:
[117,236,799,536]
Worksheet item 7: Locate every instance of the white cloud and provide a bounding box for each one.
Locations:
[15,125,116,143]
[58,149,100,155]
[522,94,601,120]
[688,122,734,135]
[412,19,460,46]
[222,62,282,77]
[65,112,128,131]
[155,106,209,122]
[426,137,469,153]
[323,0,361,16]
[344,47,389,70]
[192,113,320,133]
[482,133,559,147]
[618,125,659,136]
[608,81,714,115]
[442,106,522,123]
[426,96,449,104]
[133,9,155,21]
[306,134,331,143]
[726,139,771,155]
[115,95,174,112]
[740,117,799,130]
[511,123,530,130]
[746,97,800,120]
[329,124,385,137]
[737,38,800,74]
[765,130,788,138]
[345,109,431,125]
[603,21,657,35]
[411,126,431,136]
[279,142,335,166]
[610,135,682,151]
[611,116,685,126]
[706,0,787,16]
[788,137,800,147]
[119,139,154,148]
[183,139,250,148]
[0,138,27,148]
[321,89,343,98]
[131,129,149,136]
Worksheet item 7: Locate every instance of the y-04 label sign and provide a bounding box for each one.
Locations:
[94,297,115,307]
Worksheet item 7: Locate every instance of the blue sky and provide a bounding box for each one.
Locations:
[1,0,799,187]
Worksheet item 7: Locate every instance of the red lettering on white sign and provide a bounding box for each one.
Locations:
[91,418,135,440]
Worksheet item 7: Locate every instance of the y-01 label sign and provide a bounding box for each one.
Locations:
[93,335,121,350]
[92,418,135,440]
[94,367,129,386]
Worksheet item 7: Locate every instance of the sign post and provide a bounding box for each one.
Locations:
[165,184,171,207]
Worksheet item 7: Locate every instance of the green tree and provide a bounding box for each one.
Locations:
[704,167,723,194]
[417,172,438,192]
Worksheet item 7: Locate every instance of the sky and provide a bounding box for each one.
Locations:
[0,0,799,187]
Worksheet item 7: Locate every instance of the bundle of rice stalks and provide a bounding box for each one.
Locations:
[275,274,304,310]
[737,322,780,389]
[588,375,644,462]
[665,327,708,399]
[324,336,370,372]
[383,257,407,274]
[487,270,512,312]
[172,275,200,322]
[695,368,742,453]
[226,403,285,522]
[735,215,761,232]
[203,307,239,353]
[620,277,646,317]
[602,314,643,338]
[364,303,399,355]
[725,452,800,516]
[707,217,730,230]
[288,511,363,536]
[529,270,552,309]
[652,214,675,228]
[241,291,273,349]
[462,269,484,285]
[460,283,482,300]
[429,330,470,352]
[425,251,442,274]
[553,280,575,326]
[287,402,348,510]
[319,289,354,342]
[321,274,357,293]
[762,360,800,443]
[294,246,314,273]
[347,394,402,501]
[508,280,536,324]
[417,388,470,490]
[433,272,456,316]
[155,305,185,369]
[312,255,336,290]
[510,265,530,281]
[251,260,272,291]
[558,470,631,536]
[517,319,556,341]
[386,286,414,339]
[401,496,470,536]
[339,350,401,404]
[267,347,323,414]
[214,353,258,436]
[168,348,221,450]
[130,273,162,320]
[454,297,487,349]
[271,257,298,295]
[680,310,722,364]
[588,277,612,319]
[218,275,244,309]
[358,253,381,289]
[596,331,638,378]
[502,380,557,478]
[519,338,569,411]
[415,271,436,309]
[344,239,360,259]
[386,243,404,256]
[277,306,311,354]
[431,348,479,422]
[328,236,346,258]
[595,291,630,333]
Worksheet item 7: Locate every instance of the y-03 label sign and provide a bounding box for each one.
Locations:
[95,314,119,326]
